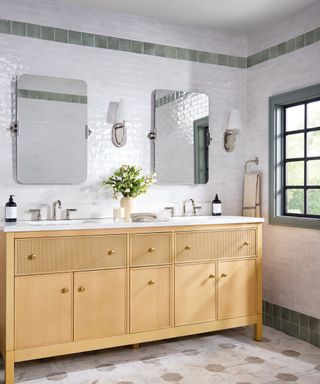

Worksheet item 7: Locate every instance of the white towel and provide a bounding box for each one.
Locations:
[242,172,261,217]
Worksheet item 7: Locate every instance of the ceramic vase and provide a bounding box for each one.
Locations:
[120,196,135,221]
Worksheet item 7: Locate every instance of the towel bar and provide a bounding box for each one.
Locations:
[245,157,259,173]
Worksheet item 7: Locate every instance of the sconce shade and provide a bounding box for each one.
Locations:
[227,109,242,131]
[117,99,130,122]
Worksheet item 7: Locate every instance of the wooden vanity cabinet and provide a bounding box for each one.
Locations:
[0,223,262,384]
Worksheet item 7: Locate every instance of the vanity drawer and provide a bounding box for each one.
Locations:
[175,229,256,263]
[15,235,127,275]
[130,233,171,266]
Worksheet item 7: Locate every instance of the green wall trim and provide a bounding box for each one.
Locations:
[17,88,87,104]
[0,18,319,69]
[263,301,320,348]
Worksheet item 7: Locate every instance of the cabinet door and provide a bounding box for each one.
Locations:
[74,269,126,340]
[175,263,216,326]
[218,259,257,319]
[15,273,73,349]
[130,267,171,332]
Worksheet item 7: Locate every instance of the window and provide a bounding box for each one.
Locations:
[269,84,320,229]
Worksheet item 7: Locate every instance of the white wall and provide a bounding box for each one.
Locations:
[0,0,247,221]
[246,6,320,319]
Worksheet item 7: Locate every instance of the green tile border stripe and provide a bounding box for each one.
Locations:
[155,90,189,108]
[17,88,87,104]
[0,18,319,69]
[0,18,245,68]
[263,300,320,348]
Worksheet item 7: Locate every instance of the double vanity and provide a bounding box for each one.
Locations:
[0,215,263,384]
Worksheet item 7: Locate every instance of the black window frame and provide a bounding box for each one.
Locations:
[269,84,320,229]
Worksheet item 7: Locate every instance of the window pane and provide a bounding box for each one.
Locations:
[286,133,304,158]
[285,104,304,131]
[286,161,304,185]
[307,190,320,215]
[307,130,320,157]
[307,160,320,185]
[286,189,304,214]
[307,100,320,128]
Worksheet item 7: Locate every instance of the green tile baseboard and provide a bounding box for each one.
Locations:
[17,88,87,104]
[263,300,320,348]
[0,18,319,69]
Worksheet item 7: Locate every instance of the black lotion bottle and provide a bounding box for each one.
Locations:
[5,195,17,222]
[212,194,222,216]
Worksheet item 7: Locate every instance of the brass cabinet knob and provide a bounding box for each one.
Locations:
[243,241,249,246]
[208,274,215,279]
[108,249,116,255]
[61,287,69,294]
[185,245,192,250]
[221,273,228,278]
[148,247,155,252]
[78,286,85,292]
[148,280,155,285]
[28,254,37,260]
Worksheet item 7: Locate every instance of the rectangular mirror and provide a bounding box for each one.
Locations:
[15,74,88,184]
[151,90,210,184]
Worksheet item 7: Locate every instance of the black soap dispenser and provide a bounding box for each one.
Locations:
[5,195,17,222]
[212,194,222,216]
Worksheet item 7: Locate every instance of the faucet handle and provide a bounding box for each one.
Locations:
[164,207,175,217]
[65,208,77,220]
[193,206,202,216]
[29,209,41,221]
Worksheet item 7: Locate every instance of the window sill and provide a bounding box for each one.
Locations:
[269,214,320,230]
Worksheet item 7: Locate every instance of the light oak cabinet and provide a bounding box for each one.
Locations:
[175,263,216,326]
[15,273,73,349]
[218,259,257,319]
[130,266,171,332]
[0,223,262,384]
[74,269,127,340]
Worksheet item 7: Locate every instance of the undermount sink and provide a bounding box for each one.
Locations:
[170,215,211,221]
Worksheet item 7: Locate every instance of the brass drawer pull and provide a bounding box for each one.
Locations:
[148,247,155,252]
[78,286,86,292]
[243,241,249,246]
[28,254,37,260]
[61,287,69,294]
[108,250,116,255]
[148,280,155,285]
[221,273,228,278]
[185,245,192,250]
[208,274,215,279]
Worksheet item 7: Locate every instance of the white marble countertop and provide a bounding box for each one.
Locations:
[0,216,264,232]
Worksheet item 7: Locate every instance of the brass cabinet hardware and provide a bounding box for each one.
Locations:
[243,241,249,246]
[221,273,228,278]
[108,250,116,255]
[185,245,192,250]
[78,286,86,292]
[148,247,155,252]
[208,274,215,279]
[28,254,37,260]
[61,287,69,294]
[148,280,155,285]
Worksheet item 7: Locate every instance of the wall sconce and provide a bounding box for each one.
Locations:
[112,99,129,147]
[224,109,242,152]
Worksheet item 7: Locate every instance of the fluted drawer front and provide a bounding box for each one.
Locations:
[130,233,171,266]
[15,235,126,275]
[175,229,256,263]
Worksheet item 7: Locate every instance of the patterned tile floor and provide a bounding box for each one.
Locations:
[1,326,319,383]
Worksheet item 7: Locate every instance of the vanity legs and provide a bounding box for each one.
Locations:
[4,351,14,384]
[254,314,263,341]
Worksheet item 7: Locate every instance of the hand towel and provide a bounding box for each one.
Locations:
[242,172,261,217]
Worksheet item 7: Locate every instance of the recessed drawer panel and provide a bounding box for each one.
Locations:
[176,229,256,263]
[15,235,126,275]
[130,233,171,266]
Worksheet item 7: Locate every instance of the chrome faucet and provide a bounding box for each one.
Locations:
[52,200,62,220]
[182,199,202,216]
